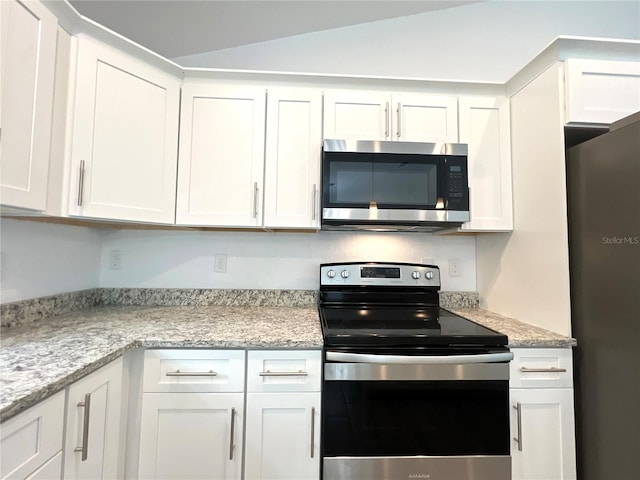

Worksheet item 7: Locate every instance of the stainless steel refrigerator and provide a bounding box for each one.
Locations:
[566,111,640,480]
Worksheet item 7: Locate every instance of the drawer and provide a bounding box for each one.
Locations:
[247,350,322,392]
[1,391,65,480]
[143,349,245,393]
[510,348,573,389]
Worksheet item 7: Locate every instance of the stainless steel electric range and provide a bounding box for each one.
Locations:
[319,262,513,480]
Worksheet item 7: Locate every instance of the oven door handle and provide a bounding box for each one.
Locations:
[325,351,513,364]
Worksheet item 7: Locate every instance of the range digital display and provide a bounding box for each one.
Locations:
[361,267,401,279]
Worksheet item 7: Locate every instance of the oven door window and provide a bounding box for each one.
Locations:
[323,152,442,209]
[323,380,509,457]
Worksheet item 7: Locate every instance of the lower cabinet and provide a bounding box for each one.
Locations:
[0,391,65,480]
[510,348,576,480]
[137,348,322,480]
[138,393,244,480]
[63,357,123,479]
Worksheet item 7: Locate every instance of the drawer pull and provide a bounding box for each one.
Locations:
[520,367,567,373]
[74,393,91,461]
[259,370,309,377]
[165,369,218,377]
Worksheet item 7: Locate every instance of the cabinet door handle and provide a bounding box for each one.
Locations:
[77,160,85,206]
[312,184,318,221]
[520,366,567,373]
[384,102,390,138]
[74,393,91,461]
[396,102,402,138]
[165,369,218,377]
[310,407,316,458]
[253,182,259,219]
[513,402,523,452]
[229,407,236,460]
[258,370,309,377]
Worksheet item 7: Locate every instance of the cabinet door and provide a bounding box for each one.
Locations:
[138,393,243,480]
[264,88,322,228]
[68,34,180,223]
[63,358,123,480]
[245,392,320,480]
[458,96,513,231]
[0,391,64,480]
[323,91,390,141]
[393,94,458,142]
[510,388,576,480]
[0,0,57,210]
[176,84,266,226]
[565,59,640,125]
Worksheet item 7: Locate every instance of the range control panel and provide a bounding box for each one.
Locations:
[320,262,440,288]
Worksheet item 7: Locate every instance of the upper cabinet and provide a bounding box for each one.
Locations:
[564,59,640,125]
[458,96,513,232]
[323,90,458,143]
[67,35,181,224]
[177,84,322,228]
[0,0,57,211]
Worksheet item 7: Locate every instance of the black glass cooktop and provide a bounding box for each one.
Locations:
[320,306,507,348]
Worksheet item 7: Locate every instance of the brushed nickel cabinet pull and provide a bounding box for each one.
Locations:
[396,102,402,138]
[258,370,309,377]
[253,182,259,219]
[384,102,390,138]
[513,402,523,452]
[229,408,236,460]
[312,184,318,221]
[165,369,218,377]
[520,366,567,373]
[74,393,91,461]
[77,160,85,206]
[310,407,316,458]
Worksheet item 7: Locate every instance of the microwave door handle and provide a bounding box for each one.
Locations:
[325,351,514,364]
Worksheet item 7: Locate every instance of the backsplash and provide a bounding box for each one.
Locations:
[0,288,479,328]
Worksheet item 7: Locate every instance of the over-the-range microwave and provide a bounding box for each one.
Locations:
[321,139,470,232]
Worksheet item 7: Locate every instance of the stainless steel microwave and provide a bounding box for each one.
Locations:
[321,139,470,232]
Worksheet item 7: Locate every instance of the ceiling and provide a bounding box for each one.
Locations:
[68,0,481,59]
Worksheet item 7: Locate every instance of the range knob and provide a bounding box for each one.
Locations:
[411,271,421,279]
[425,271,435,280]
[340,270,350,279]
[326,269,336,278]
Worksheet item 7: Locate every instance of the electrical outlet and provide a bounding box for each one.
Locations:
[214,254,227,273]
[109,250,123,270]
[448,259,462,277]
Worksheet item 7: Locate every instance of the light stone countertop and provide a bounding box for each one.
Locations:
[1,296,576,422]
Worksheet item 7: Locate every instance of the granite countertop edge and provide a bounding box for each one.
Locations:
[1,300,576,422]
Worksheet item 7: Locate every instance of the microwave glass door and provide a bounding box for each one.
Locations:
[324,152,442,209]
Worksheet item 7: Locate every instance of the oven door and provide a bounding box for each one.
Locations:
[322,351,512,480]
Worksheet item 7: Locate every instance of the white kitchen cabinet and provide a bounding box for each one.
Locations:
[565,59,640,125]
[67,34,180,223]
[176,83,266,227]
[0,0,57,211]
[510,348,576,480]
[458,96,513,231]
[244,393,320,480]
[244,350,321,480]
[63,357,123,480]
[0,391,65,480]
[323,90,458,142]
[138,349,246,479]
[138,393,244,480]
[263,88,323,229]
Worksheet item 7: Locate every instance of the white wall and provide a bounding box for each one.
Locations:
[174,1,640,82]
[0,219,104,303]
[99,229,476,291]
